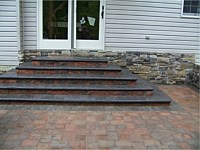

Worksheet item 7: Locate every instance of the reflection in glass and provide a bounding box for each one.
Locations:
[77,0,100,40]
[43,0,68,39]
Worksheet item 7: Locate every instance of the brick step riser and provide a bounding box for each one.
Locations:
[16,70,120,76]
[0,79,136,85]
[0,90,153,96]
[32,61,108,67]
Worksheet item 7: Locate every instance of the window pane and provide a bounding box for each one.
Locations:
[191,0,199,6]
[183,0,200,15]
[184,0,191,6]
[191,6,198,13]
[183,6,190,13]
[43,0,68,40]
[198,7,200,13]
[76,0,100,40]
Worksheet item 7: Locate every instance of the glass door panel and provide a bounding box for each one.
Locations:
[39,0,72,49]
[76,0,100,40]
[43,0,68,40]
[75,0,104,49]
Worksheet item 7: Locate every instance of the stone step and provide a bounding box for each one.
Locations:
[0,75,137,85]
[0,68,137,85]
[0,84,153,96]
[0,92,171,104]
[32,57,108,67]
[16,63,121,76]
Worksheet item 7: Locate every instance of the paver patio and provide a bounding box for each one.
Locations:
[0,85,199,149]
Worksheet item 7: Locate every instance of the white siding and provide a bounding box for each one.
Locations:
[105,0,200,53]
[21,0,37,50]
[20,0,199,53]
[0,0,19,65]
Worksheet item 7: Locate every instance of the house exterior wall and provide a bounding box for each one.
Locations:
[20,0,199,53]
[20,0,200,64]
[105,0,199,53]
[0,0,19,66]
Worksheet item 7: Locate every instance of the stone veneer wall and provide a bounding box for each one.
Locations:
[188,64,200,89]
[21,49,197,85]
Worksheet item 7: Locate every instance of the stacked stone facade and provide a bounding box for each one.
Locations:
[188,64,200,89]
[5,49,199,88]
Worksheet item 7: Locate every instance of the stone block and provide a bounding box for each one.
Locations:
[116,61,127,67]
[172,62,180,69]
[137,65,150,72]
[149,71,160,77]
[150,67,159,71]
[167,69,177,75]
[157,57,170,64]
[159,66,168,71]
[182,57,195,63]
[132,56,143,63]
[61,50,71,56]
[127,60,133,65]
[150,63,158,68]
[105,51,119,57]
[150,55,157,59]
[139,74,148,79]
[177,70,186,78]
[140,54,148,58]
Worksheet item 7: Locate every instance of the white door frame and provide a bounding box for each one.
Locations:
[38,0,72,49]
[37,0,105,50]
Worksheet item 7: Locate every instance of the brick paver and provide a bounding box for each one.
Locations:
[0,85,199,149]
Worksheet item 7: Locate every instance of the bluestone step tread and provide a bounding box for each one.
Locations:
[0,73,152,90]
[0,75,137,81]
[0,87,171,103]
[2,68,132,76]
[16,64,121,71]
[0,69,137,81]
[0,84,153,91]
[32,56,108,63]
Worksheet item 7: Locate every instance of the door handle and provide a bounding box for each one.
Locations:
[101,6,104,19]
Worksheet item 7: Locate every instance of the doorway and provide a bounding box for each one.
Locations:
[38,0,105,50]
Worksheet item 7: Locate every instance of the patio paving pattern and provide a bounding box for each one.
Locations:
[0,85,199,149]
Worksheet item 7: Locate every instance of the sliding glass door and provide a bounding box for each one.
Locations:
[38,0,104,50]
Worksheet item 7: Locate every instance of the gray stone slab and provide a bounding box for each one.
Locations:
[0,69,137,81]
[16,62,121,71]
[32,56,108,62]
[0,83,153,91]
